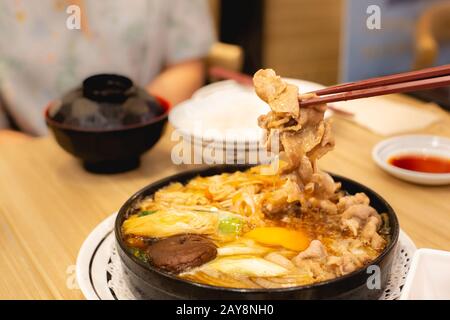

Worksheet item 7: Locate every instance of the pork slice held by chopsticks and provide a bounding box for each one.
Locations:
[253,68,334,174]
[253,69,300,118]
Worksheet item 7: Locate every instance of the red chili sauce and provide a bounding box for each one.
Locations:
[388,154,450,174]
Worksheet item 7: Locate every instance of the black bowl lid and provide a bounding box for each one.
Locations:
[83,74,134,103]
[47,74,167,130]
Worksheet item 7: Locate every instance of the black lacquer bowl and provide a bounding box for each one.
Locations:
[115,165,399,299]
[45,74,170,173]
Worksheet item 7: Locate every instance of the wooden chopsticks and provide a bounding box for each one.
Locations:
[208,67,353,115]
[301,64,450,107]
[209,64,450,110]
[209,66,254,86]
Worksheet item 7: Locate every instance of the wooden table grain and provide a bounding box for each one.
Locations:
[0,95,449,299]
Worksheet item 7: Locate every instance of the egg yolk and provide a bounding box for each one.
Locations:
[244,227,310,251]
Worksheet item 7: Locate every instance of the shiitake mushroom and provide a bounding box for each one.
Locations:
[146,234,217,274]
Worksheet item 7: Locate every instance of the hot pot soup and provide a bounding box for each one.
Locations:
[120,69,391,289]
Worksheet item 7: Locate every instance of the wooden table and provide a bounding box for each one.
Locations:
[0,95,449,299]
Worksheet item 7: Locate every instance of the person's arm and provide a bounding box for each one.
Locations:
[0,102,32,144]
[146,0,214,106]
[146,59,205,106]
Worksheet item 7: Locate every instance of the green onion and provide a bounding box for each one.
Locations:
[219,216,243,235]
[138,210,157,217]
[132,248,148,263]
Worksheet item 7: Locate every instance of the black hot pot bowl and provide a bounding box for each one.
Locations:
[115,165,400,300]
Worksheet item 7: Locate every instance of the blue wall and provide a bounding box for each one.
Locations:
[341,0,450,82]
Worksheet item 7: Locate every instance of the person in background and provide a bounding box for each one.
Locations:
[0,0,215,142]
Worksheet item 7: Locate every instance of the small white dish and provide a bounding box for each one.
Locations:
[372,135,450,185]
[400,248,450,300]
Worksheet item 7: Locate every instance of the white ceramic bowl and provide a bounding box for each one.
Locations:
[372,135,450,185]
[192,78,327,101]
[400,248,450,300]
[170,90,269,144]
[170,79,330,164]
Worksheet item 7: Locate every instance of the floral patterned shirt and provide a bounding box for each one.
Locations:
[0,0,214,135]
